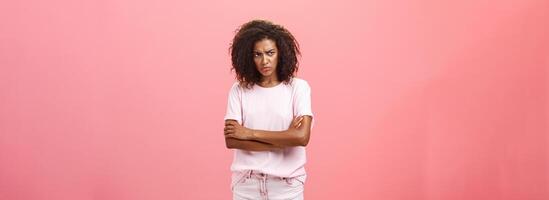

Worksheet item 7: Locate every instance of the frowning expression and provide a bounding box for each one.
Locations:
[253,38,278,78]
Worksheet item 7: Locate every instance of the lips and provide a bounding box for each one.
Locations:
[261,67,271,72]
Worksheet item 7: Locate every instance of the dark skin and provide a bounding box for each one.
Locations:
[224,38,313,151]
[224,116,312,151]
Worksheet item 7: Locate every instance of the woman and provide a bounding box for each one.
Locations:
[223,19,314,200]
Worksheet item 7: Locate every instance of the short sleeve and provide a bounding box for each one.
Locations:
[224,82,242,124]
[293,80,314,128]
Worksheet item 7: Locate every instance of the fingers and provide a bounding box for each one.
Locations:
[224,124,235,135]
[224,129,235,135]
[225,120,239,126]
[292,116,304,128]
[292,117,299,127]
[292,116,301,123]
[224,121,238,135]
[225,133,243,140]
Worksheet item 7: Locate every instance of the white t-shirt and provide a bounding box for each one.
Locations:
[224,77,314,178]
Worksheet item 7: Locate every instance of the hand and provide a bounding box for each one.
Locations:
[224,120,254,140]
[289,116,304,131]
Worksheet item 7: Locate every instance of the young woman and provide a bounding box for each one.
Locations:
[223,19,314,200]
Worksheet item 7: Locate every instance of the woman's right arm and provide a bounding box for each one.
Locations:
[225,137,282,151]
[223,84,285,151]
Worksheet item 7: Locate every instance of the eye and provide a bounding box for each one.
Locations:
[253,52,261,57]
[267,51,275,56]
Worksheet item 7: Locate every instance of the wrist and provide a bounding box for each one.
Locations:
[247,128,256,140]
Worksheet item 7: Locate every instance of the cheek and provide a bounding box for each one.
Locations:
[272,55,278,64]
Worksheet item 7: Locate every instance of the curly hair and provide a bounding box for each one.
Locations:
[229,19,301,89]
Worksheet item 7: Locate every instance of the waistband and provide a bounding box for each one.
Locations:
[233,170,307,181]
[230,170,307,190]
[244,170,285,180]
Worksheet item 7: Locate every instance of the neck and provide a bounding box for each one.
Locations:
[260,76,279,87]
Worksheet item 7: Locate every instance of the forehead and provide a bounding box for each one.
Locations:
[253,38,277,51]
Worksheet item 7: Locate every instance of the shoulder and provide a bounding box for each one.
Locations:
[229,81,244,93]
[289,77,311,95]
[290,77,311,89]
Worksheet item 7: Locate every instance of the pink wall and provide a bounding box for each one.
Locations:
[1,0,547,199]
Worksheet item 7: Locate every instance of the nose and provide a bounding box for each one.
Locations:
[261,55,269,65]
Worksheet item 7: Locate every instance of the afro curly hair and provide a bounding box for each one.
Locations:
[229,19,301,89]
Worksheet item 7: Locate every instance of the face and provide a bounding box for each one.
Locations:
[253,38,278,79]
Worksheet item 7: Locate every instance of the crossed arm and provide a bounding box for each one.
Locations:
[224,115,313,151]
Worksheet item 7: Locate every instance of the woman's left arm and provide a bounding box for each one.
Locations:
[224,115,313,147]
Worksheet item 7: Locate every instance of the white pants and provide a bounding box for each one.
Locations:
[231,170,306,200]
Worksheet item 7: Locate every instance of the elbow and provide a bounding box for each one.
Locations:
[299,138,310,147]
[292,129,310,147]
[225,138,236,149]
[298,133,310,147]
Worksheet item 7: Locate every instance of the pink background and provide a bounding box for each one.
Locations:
[1,0,548,199]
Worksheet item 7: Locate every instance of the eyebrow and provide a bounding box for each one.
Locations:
[253,49,276,53]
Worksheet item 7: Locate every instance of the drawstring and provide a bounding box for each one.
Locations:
[235,170,301,200]
[248,170,268,200]
[260,173,268,200]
